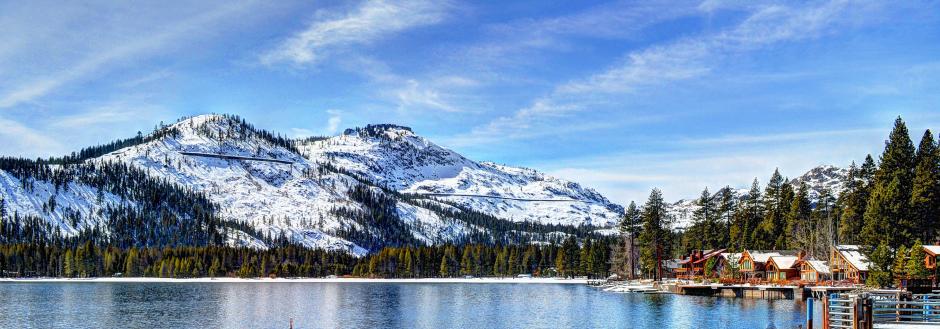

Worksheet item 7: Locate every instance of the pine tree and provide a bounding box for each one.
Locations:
[910,130,940,243]
[863,117,916,248]
[755,169,788,249]
[554,249,567,278]
[691,187,719,250]
[866,242,893,288]
[891,245,908,281]
[439,254,449,277]
[906,240,929,279]
[810,188,837,258]
[639,188,670,280]
[786,182,812,251]
[730,179,762,250]
[610,201,641,279]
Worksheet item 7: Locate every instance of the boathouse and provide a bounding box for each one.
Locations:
[798,259,830,284]
[830,245,870,284]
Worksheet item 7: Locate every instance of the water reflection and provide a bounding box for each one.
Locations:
[0,282,819,329]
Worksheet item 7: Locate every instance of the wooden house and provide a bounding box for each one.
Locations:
[830,245,870,284]
[925,245,939,270]
[738,250,800,282]
[925,245,939,287]
[676,249,726,279]
[765,255,800,283]
[799,259,830,283]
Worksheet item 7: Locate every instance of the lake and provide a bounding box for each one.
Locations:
[0,282,819,328]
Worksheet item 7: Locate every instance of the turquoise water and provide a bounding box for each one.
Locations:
[0,282,818,328]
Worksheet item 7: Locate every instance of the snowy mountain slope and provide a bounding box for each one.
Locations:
[1,115,625,254]
[0,169,124,235]
[298,124,624,227]
[92,115,494,254]
[788,165,847,199]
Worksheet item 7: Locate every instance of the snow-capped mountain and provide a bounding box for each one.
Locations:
[788,165,847,199]
[0,115,622,255]
[298,124,624,227]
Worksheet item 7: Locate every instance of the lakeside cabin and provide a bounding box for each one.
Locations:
[676,249,726,279]
[798,259,830,283]
[738,250,800,282]
[830,245,870,284]
[765,255,801,283]
[925,245,939,287]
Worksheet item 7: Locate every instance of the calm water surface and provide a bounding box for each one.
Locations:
[0,282,820,329]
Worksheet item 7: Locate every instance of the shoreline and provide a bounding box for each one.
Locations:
[0,277,589,284]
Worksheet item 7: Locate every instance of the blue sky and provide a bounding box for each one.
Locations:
[1,0,939,204]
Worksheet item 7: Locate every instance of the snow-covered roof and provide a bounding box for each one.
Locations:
[745,250,798,263]
[768,256,799,270]
[924,245,940,256]
[806,260,830,274]
[835,245,870,271]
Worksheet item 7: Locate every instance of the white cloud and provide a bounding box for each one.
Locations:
[291,109,344,137]
[325,109,343,134]
[0,0,262,108]
[395,80,460,112]
[454,0,881,147]
[261,0,451,66]
[462,0,701,65]
[0,116,63,157]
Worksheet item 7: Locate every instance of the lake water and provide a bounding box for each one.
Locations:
[0,282,820,328]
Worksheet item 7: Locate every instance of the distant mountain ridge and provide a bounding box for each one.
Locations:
[0,115,621,254]
[667,165,848,230]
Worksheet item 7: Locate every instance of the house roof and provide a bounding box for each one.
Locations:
[744,250,798,263]
[835,245,870,271]
[924,245,940,256]
[692,249,727,265]
[805,260,831,274]
[679,249,727,264]
[768,256,799,270]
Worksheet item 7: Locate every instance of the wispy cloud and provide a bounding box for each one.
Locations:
[461,0,701,66]
[0,1,262,109]
[291,109,344,137]
[452,0,882,147]
[325,109,343,134]
[0,115,63,156]
[340,55,466,113]
[679,128,884,146]
[261,0,451,66]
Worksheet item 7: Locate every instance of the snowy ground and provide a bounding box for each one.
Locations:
[0,277,588,284]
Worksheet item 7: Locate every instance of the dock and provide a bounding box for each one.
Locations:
[677,283,862,300]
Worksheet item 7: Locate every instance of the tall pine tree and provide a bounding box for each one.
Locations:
[639,188,670,280]
[910,130,940,243]
[785,182,812,251]
[863,117,916,248]
[755,169,789,249]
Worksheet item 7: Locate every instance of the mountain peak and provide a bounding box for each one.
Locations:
[344,124,415,139]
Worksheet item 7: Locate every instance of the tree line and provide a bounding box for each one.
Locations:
[0,239,612,279]
[351,237,612,279]
[610,117,940,284]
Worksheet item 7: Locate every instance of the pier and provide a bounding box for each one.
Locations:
[674,283,860,300]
